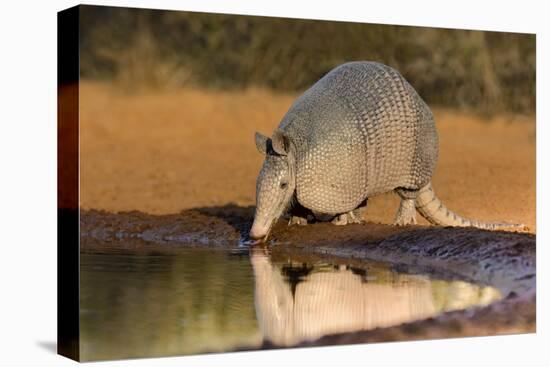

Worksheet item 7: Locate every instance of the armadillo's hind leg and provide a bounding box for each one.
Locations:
[394,188,419,226]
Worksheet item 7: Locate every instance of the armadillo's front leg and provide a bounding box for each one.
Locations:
[332,200,367,226]
[285,197,311,226]
[288,215,308,226]
[394,188,418,226]
[332,210,364,225]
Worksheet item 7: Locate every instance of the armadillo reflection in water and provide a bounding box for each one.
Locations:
[250,250,501,346]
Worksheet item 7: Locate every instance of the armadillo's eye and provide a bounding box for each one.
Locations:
[280,182,288,190]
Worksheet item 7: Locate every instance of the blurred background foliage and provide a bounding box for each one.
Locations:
[79,5,535,114]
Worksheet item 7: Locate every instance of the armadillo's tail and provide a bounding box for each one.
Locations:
[415,182,527,232]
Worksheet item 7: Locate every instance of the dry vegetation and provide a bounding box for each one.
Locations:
[79,82,536,232]
[79,6,535,114]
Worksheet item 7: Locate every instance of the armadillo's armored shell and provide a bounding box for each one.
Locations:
[279,62,438,215]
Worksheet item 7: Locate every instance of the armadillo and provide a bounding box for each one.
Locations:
[250,61,524,241]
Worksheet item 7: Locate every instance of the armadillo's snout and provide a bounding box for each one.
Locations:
[249,223,267,241]
[249,218,271,241]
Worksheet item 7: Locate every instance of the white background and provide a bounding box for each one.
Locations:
[0,0,547,366]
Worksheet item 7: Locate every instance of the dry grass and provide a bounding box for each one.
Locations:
[79,82,536,232]
[80,7,536,114]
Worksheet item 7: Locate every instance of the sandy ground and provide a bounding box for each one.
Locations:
[79,81,536,232]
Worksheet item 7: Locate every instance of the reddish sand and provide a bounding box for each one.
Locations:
[79,82,536,232]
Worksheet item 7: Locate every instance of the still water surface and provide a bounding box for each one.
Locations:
[80,248,501,361]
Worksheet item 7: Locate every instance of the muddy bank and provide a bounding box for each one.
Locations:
[80,208,535,344]
[80,206,254,252]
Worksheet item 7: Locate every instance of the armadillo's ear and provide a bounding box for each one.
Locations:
[255,132,269,154]
[271,129,288,156]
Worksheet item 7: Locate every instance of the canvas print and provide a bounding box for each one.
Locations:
[58,4,536,362]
